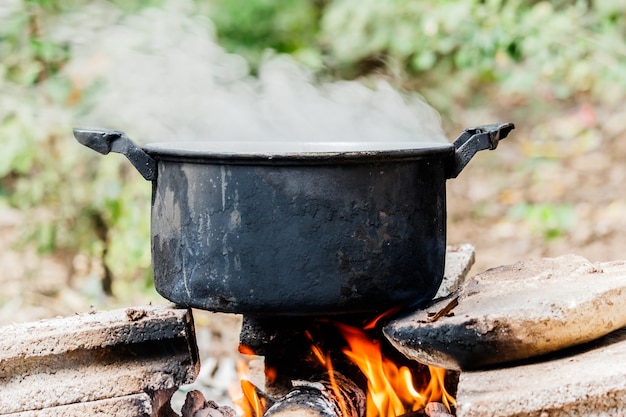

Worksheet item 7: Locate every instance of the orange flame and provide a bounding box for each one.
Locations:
[239,379,266,417]
[362,307,402,330]
[232,346,269,417]
[309,342,352,417]
[335,322,455,417]
[234,325,456,417]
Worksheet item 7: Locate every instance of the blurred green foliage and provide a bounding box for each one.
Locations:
[208,0,324,69]
[320,1,624,91]
[210,0,626,112]
[0,0,156,299]
[1,0,625,299]
[508,202,576,241]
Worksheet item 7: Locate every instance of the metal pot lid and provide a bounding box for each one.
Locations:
[142,140,453,163]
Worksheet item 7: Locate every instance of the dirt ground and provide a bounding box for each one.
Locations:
[1,102,625,408]
[447,103,626,273]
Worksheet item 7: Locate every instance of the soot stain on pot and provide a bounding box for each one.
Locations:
[353,211,398,253]
[254,165,379,308]
[152,162,187,302]
[152,162,233,309]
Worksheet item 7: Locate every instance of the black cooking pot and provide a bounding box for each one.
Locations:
[73,123,513,316]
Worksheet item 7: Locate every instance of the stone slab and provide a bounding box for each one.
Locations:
[384,255,626,370]
[456,328,626,417]
[4,393,151,417]
[436,244,475,299]
[0,305,199,414]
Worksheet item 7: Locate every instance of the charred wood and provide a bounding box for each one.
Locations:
[424,402,454,417]
[181,390,236,417]
[262,373,365,417]
[151,387,180,417]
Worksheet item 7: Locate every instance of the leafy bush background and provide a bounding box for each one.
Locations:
[1,0,625,304]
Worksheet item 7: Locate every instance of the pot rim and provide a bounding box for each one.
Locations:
[143,140,454,165]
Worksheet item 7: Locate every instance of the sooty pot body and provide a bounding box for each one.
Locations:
[150,155,449,315]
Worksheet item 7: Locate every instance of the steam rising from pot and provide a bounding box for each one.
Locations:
[59,1,448,148]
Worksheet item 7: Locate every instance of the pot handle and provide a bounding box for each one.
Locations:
[73,127,157,181]
[446,122,515,179]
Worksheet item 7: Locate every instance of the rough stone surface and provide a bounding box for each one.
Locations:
[4,394,152,417]
[0,304,199,414]
[455,328,626,417]
[436,244,475,299]
[384,255,626,370]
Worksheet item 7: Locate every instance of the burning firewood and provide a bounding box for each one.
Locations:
[237,316,457,417]
[262,372,365,417]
